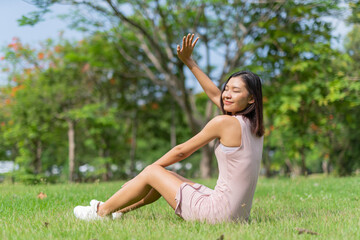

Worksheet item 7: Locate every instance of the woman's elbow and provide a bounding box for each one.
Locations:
[173,145,188,159]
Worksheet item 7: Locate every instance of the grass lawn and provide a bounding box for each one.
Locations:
[1,176,359,240]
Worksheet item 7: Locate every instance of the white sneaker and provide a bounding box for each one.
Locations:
[112,211,123,219]
[73,200,106,221]
[90,199,103,207]
[90,199,123,220]
[75,199,123,220]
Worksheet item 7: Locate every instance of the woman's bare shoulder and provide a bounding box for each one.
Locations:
[211,115,242,146]
[210,115,241,129]
[211,114,237,122]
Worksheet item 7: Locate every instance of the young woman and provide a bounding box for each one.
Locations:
[74,34,264,224]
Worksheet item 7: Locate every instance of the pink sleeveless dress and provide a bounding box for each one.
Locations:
[174,115,264,224]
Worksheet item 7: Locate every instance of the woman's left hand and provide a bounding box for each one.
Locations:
[177,33,199,64]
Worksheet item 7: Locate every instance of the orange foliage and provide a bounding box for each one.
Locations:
[151,103,159,110]
[38,52,44,60]
[54,45,62,53]
[5,99,11,105]
[24,68,32,75]
[310,123,319,131]
[328,114,334,120]
[0,56,4,61]
[1,122,5,127]
[263,96,268,103]
[8,41,22,51]
[109,78,116,85]
[8,43,18,51]
[10,85,25,97]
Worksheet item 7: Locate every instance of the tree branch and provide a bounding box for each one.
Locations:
[104,0,168,62]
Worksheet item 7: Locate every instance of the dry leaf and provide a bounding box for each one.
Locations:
[37,192,47,199]
[44,222,49,228]
[217,234,224,240]
[296,228,319,235]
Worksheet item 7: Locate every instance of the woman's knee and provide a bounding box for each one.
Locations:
[140,164,164,179]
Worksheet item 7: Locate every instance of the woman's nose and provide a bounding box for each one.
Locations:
[224,91,231,98]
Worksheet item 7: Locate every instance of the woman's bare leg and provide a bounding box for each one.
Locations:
[97,165,194,217]
[114,171,194,214]
[114,188,160,214]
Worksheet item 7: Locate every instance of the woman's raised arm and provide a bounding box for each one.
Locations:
[177,34,222,109]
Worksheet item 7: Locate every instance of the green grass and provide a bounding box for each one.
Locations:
[1,176,359,240]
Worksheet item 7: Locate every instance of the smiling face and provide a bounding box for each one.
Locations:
[221,76,254,114]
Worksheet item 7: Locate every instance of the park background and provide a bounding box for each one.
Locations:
[1,1,360,240]
[0,0,359,184]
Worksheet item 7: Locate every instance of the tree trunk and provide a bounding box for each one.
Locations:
[300,146,307,176]
[67,119,76,182]
[102,162,111,181]
[34,140,42,175]
[285,158,294,177]
[263,146,272,177]
[322,160,329,175]
[170,100,176,148]
[130,111,137,176]
[99,147,112,181]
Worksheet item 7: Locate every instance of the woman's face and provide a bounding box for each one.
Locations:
[222,76,254,114]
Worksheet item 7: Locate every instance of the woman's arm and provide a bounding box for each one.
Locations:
[152,115,241,167]
[177,34,222,109]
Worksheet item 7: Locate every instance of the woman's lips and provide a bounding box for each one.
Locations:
[223,100,233,105]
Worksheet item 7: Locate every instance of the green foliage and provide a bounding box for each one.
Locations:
[247,1,360,176]
[0,30,194,182]
[1,0,359,183]
[347,0,360,23]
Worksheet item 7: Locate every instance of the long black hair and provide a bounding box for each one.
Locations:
[220,71,264,137]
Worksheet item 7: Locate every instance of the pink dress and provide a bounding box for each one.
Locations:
[174,115,264,224]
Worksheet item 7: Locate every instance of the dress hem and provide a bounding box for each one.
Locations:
[174,183,202,218]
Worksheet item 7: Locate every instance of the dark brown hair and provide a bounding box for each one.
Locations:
[220,71,264,137]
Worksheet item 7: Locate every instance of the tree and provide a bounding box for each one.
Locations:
[0,38,55,182]
[20,0,345,177]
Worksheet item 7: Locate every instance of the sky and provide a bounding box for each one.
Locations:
[0,0,83,46]
[0,1,352,85]
[0,0,83,85]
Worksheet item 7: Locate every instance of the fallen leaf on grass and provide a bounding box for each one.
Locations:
[43,222,49,228]
[37,192,47,199]
[217,234,224,240]
[296,228,319,235]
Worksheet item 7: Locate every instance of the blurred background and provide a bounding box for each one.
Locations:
[0,0,359,184]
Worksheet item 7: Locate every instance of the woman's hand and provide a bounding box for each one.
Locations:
[177,33,199,64]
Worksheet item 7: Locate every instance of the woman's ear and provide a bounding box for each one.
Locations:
[248,95,255,104]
